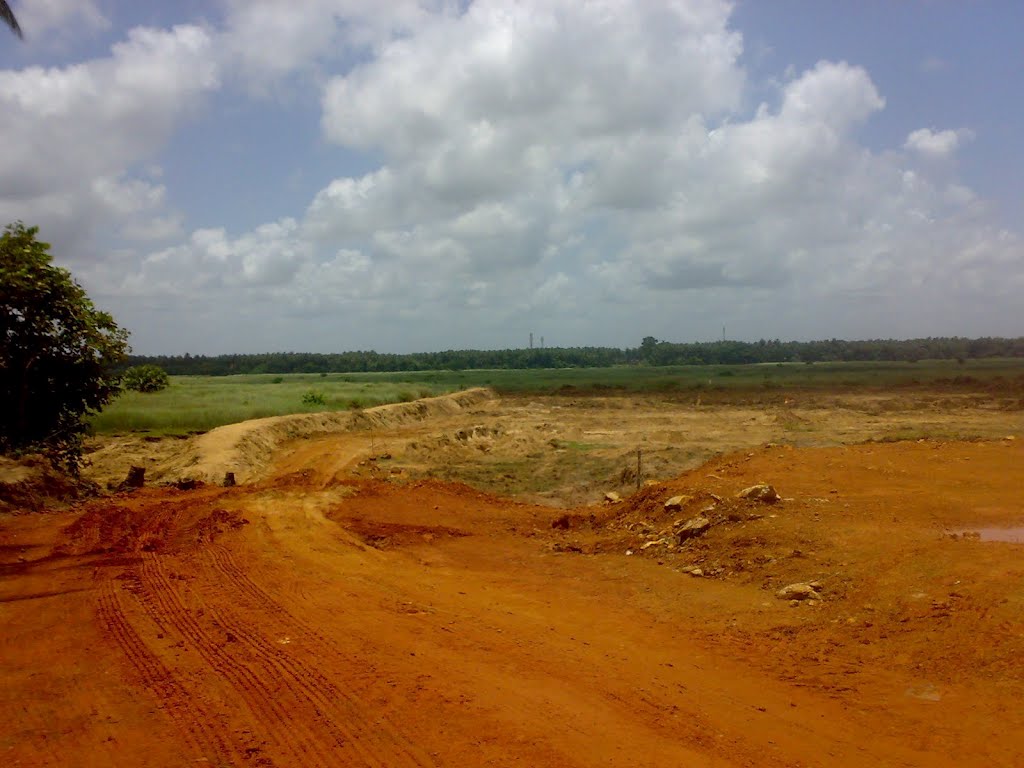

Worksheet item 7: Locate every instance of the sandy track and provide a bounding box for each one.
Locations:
[2,396,1024,766]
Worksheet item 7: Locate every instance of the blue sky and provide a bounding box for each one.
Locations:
[2,0,1021,354]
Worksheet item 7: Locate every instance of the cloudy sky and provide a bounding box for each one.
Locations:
[2,0,1022,354]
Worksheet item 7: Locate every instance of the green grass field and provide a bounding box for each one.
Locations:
[313,357,1024,394]
[90,359,1024,435]
[90,375,449,435]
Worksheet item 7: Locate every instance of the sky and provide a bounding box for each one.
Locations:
[1,0,1022,355]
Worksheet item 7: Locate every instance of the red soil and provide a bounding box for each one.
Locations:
[2,437,1023,766]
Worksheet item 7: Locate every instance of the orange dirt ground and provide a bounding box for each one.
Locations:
[2,398,1023,766]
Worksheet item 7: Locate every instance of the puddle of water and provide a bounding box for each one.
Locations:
[950,526,1024,543]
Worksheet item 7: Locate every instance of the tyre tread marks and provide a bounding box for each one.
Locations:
[95,586,236,765]
[136,555,329,767]
[139,553,432,768]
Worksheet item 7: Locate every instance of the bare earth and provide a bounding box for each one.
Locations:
[2,389,1023,766]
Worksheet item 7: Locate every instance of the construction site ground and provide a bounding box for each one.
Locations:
[2,388,1023,767]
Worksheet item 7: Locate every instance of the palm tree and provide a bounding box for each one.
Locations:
[2,0,23,39]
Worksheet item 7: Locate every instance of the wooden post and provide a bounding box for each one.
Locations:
[123,466,145,489]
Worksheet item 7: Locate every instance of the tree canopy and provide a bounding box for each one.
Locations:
[1,0,22,39]
[0,223,129,471]
[124,335,1024,377]
[122,364,170,393]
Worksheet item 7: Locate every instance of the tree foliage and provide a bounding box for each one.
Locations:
[124,335,1024,377]
[1,0,22,39]
[0,223,129,472]
[122,364,169,393]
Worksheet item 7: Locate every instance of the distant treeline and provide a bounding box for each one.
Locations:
[125,336,1024,376]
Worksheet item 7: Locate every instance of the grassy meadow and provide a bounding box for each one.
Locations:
[357,357,1024,394]
[90,375,450,435]
[90,358,1024,435]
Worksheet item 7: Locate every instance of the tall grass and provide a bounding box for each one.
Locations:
[90,374,447,435]
[306,358,1024,394]
[89,359,1024,435]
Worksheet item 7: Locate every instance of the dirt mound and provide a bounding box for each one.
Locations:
[58,489,249,556]
[0,455,98,513]
[200,387,494,483]
[86,388,497,489]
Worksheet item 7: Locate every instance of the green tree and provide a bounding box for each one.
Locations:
[0,223,129,472]
[122,364,169,393]
[1,1,22,39]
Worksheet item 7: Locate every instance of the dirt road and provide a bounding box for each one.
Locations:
[2,398,1023,765]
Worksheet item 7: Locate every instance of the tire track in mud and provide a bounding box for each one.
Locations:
[202,544,435,767]
[138,553,432,768]
[95,586,236,765]
[134,556,332,768]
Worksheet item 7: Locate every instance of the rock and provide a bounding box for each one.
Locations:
[690,568,704,577]
[223,472,236,487]
[737,484,779,504]
[640,539,667,550]
[664,494,690,510]
[776,583,822,601]
[604,491,621,503]
[674,516,711,542]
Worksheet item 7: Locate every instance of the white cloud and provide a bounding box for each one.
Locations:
[13,0,109,42]
[321,0,743,155]
[92,175,166,216]
[0,24,221,253]
[5,0,1022,351]
[122,1,1020,349]
[219,0,435,89]
[904,127,973,158]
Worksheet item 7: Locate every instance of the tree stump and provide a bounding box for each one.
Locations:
[121,466,145,489]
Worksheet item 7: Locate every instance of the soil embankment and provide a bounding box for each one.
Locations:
[84,387,496,488]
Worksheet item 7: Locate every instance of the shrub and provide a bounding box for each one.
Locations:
[302,390,325,407]
[122,365,169,393]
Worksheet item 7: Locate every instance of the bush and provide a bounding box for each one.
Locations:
[301,390,325,407]
[122,365,169,393]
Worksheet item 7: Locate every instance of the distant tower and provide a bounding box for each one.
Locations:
[540,336,544,349]
[530,332,534,349]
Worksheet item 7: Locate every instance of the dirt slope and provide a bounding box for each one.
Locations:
[2,404,1023,766]
[83,388,496,488]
